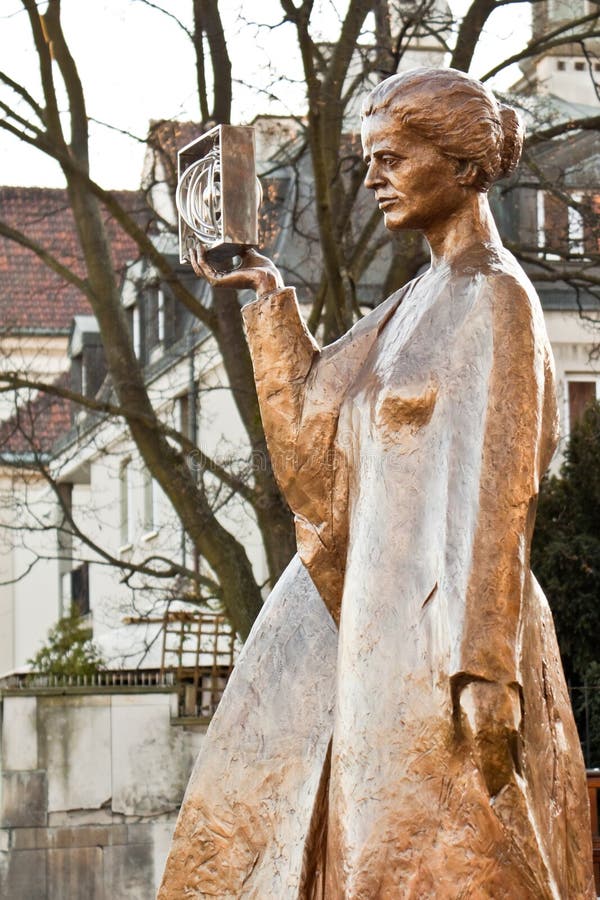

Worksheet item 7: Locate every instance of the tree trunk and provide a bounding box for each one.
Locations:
[212,287,296,583]
[66,175,262,639]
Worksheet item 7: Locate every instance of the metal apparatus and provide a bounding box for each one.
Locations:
[176,124,260,267]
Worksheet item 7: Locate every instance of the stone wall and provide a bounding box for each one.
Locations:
[0,688,206,899]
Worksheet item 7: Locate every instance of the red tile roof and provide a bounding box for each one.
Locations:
[0,186,148,334]
[0,375,71,458]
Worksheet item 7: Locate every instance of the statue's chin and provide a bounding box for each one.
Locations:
[383,219,408,233]
[381,209,409,232]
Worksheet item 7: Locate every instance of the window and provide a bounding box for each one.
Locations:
[595,62,600,73]
[157,289,165,343]
[61,571,72,615]
[536,190,546,255]
[135,283,193,361]
[176,387,199,444]
[132,305,142,358]
[71,563,90,617]
[567,379,599,431]
[537,190,594,258]
[567,193,584,255]
[119,459,134,546]
[574,61,585,72]
[163,291,189,347]
[593,195,600,253]
[70,343,106,402]
[143,469,160,534]
[536,191,563,260]
[178,393,190,439]
[61,563,90,617]
[557,60,566,71]
[144,286,160,353]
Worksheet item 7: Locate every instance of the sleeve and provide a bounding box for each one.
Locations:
[456,282,556,688]
[242,288,348,614]
[242,287,384,618]
[241,288,321,501]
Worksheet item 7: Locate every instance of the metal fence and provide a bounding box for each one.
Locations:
[0,669,176,690]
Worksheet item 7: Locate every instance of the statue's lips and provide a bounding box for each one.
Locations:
[377,198,397,209]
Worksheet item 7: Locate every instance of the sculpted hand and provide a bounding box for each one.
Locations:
[189,246,284,299]
[459,681,522,797]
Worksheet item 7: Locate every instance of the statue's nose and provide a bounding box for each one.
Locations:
[364,161,382,189]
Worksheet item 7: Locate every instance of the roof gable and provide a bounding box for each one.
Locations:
[0,375,71,459]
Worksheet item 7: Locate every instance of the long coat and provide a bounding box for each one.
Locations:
[158,248,594,899]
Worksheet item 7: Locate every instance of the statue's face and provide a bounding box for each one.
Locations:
[362,113,468,232]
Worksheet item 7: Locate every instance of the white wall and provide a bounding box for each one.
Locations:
[0,473,61,672]
[533,55,600,107]
[0,689,206,899]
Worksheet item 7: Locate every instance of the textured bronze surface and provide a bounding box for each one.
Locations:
[159,68,594,899]
[157,557,337,897]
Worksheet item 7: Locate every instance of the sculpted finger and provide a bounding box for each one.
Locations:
[189,246,203,278]
[190,246,218,284]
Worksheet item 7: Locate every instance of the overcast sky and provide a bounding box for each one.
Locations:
[0,0,531,189]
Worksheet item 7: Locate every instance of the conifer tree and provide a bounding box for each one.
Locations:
[28,606,105,679]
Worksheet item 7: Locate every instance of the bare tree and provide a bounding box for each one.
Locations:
[0,0,599,640]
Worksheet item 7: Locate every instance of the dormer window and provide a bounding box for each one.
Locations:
[139,283,191,362]
[145,285,162,354]
[68,316,107,418]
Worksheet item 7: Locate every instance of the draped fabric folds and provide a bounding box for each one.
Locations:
[159,251,594,899]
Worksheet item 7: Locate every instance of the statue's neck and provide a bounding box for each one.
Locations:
[425,193,502,270]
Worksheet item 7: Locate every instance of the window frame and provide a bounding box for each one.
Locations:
[565,375,600,435]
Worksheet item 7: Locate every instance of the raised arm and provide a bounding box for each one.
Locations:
[190,248,351,615]
[190,248,320,495]
[190,247,399,617]
[241,287,320,496]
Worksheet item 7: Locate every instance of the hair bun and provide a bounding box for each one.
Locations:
[497,105,524,180]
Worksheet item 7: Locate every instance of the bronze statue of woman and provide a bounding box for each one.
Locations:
[159,68,594,899]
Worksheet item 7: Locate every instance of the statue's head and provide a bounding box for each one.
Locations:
[362,67,524,194]
[360,68,524,234]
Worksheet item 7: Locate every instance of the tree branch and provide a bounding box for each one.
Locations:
[21,0,64,141]
[450,0,497,72]
[0,69,45,121]
[526,115,600,146]
[0,372,258,505]
[43,0,89,165]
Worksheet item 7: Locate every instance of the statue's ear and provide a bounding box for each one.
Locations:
[454,159,480,187]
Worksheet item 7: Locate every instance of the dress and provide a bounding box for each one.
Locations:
[158,246,594,899]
